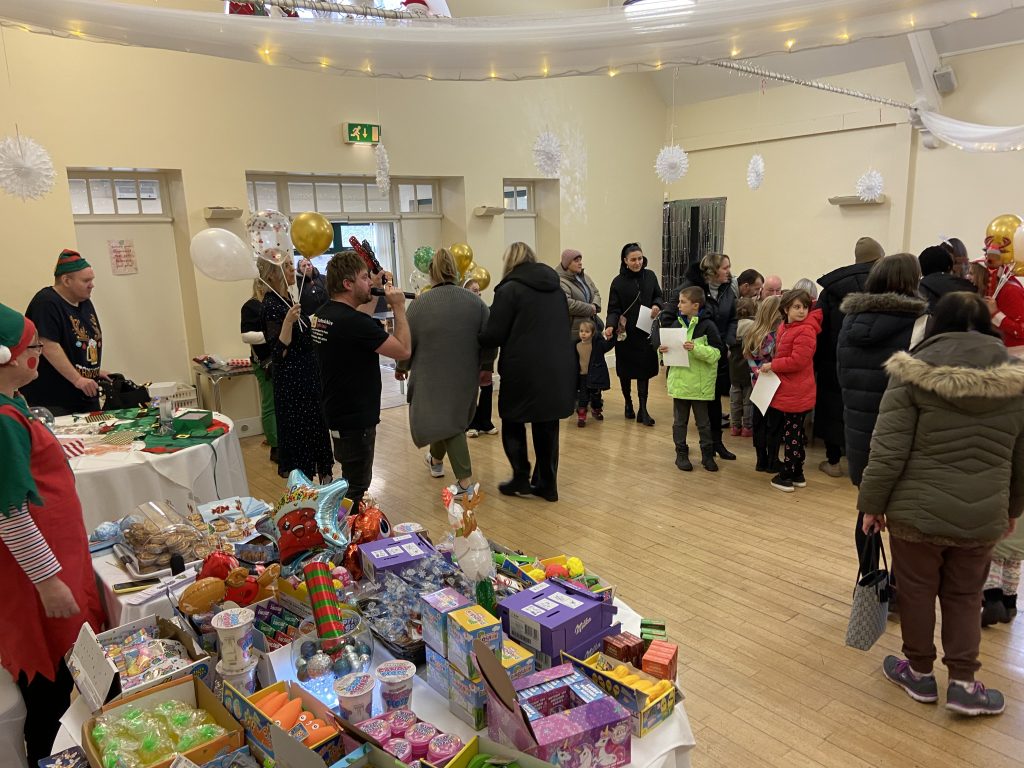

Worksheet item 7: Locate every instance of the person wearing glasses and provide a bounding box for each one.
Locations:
[604,243,662,426]
[0,302,104,765]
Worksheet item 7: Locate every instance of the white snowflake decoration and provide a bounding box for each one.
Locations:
[561,126,588,222]
[375,142,391,195]
[533,131,562,177]
[856,168,885,202]
[747,153,765,190]
[0,134,56,201]
[654,144,689,184]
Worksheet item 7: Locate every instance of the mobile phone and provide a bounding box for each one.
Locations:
[112,578,160,594]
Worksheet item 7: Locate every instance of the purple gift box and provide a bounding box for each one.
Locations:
[357,533,435,583]
[498,581,617,667]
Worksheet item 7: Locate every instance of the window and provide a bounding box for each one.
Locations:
[246,174,440,216]
[503,182,533,212]
[398,183,435,213]
[68,172,166,217]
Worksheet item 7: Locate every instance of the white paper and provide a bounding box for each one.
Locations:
[750,369,782,414]
[636,306,654,335]
[658,328,690,367]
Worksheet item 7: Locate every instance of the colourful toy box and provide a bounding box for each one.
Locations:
[424,645,451,697]
[498,581,617,670]
[642,639,679,681]
[448,663,488,730]
[475,641,632,768]
[500,636,536,681]
[358,533,436,583]
[421,587,472,657]
[446,605,501,681]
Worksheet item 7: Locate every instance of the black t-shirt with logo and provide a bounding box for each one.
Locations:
[311,300,389,431]
[21,286,103,413]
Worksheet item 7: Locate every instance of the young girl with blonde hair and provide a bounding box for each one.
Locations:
[743,295,782,472]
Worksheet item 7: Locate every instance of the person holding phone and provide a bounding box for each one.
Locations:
[0,302,104,764]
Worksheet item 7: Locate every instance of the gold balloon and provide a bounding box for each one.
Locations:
[291,212,334,257]
[466,264,491,291]
[450,243,474,274]
[984,213,1022,267]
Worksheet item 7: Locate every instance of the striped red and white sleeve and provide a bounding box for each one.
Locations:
[0,502,62,583]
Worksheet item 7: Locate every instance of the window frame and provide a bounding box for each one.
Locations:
[502,180,535,216]
[245,173,441,220]
[68,170,172,222]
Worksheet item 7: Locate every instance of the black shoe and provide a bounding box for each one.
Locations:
[714,442,736,460]
[702,455,719,472]
[675,449,692,471]
[624,403,636,420]
[269,447,279,463]
[529,485,559,502]
[637,407,655,427]
[1003,593,1018,623]
[498,477,532,496]
[982,589,1007,627]
[791,472,807,487]
[770,474,794,493]
[593,409,604,421]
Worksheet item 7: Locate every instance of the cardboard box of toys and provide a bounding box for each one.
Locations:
[446,604,501,681]
[358,532,436,584]
[448,663,488,730]
[222,679,354,765]
[66,615,211,713]
[248,593,315,685]
[424,645,450,698]
[474,640,632,768]
[563,652,682,737]
[81,675,243,768]
[421,587,472,657]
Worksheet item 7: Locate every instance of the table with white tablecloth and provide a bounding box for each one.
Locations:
[67,413,250,531]
[92,552,194,627]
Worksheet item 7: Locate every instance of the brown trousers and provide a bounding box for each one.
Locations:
[891,536,993,681]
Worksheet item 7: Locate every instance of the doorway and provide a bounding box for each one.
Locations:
[662,197,727,289]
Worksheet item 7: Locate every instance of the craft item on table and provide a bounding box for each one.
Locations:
[101,429,144,445]
[291,608,373,707]
[355,717,392,743]
[383,708,418,738]
[334,672,376,722]
[59,436,87,458]
[256,471,349,573]
[375,659,416,712]
[404,722,438,760]
[641,639,679,681]
[428,733,464,767]
[85,412,112,423]
[343,496,392,580]
[178,553,281,614]
[90,699,226,768]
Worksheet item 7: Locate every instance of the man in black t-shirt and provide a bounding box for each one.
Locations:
[311,250,410,507]
[21,250,109,415]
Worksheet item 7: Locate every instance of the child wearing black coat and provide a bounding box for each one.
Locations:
[575,320,612,427]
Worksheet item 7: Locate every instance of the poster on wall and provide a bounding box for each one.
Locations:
[108,239,138,275]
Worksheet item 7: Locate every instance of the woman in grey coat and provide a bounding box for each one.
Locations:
[557,248,602,342]
[397,248,491,504]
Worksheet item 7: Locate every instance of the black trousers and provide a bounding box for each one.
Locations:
[501,419,560,492]
[330,426,376,507]
[618,376,650,400]
[18,661,74,765]
[825,440,843,464]
[576,375,603,410]
[468,384,495,431]
[707,394,724,443]
[752,405,784,468]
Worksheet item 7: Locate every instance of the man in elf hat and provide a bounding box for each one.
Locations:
[0,302,104,764]
[20,249,109,414]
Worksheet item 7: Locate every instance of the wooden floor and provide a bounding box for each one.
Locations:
[241,386,1024,768]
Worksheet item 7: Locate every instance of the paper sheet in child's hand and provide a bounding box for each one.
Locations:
[659,328,689,367]
[636,306,655,335]
[750,370,781,414]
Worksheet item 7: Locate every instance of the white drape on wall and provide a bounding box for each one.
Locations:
[917,110,1024,152]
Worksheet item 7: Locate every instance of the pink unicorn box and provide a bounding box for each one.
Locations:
[474,641,631,768]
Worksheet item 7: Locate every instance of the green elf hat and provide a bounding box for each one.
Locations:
[54,248,91,277]
[0,303,35,365]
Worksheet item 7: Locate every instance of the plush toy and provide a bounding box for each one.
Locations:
[178,561,281,615]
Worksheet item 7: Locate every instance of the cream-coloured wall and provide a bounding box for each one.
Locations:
[0,31,665,419]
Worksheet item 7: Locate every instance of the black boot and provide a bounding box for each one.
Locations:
[623,395,635,420]
[701,448,719,472]
[498,475,532,496]
[636,397,655,426]
[1003,593,1018,622]
[982,588,1008,627]
[673,428,692,471]
[755,446,770,472]
[714,441,736,460]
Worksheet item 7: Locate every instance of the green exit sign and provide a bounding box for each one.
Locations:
[343,123,381,144]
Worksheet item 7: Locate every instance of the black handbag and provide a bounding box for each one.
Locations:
[100,373,151,411]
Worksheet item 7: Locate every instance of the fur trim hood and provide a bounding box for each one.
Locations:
[885,332,1024,402]
[840,292,927,315]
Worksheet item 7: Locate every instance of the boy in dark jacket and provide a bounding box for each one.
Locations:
[575,320,612,426]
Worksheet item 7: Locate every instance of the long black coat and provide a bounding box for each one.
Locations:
[672,262,736,397]
[606,265,662,380]
[918,272,976,311]
[813,261,876,446]
[836,291,927,486]
[299,268,329,317]
[479,262,575,423]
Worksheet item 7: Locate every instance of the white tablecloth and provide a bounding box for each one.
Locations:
[93,552,195,627]
[68,414,249,531]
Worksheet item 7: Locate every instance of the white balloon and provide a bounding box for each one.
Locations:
[190,228,258,282]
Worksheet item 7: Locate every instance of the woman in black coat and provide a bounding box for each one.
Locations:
[479,242,575,502]
[604,243,662,426]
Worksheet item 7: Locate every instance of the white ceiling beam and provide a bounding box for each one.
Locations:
[905,30,943,148]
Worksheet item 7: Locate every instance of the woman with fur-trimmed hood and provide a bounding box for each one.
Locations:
[858,291,1024,717]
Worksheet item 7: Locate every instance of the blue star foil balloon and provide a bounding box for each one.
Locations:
[256,470,350,576]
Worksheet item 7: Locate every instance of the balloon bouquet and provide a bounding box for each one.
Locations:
[407,242,491,296]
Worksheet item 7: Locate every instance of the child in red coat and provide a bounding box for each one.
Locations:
[761,288,822,492]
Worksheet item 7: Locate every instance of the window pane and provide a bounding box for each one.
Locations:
[398,184,417,213]
[288,182,315,213]
[139,179,162,214]
[415,184,433,211]
[69,179,90,214]
[246,182,256,212]
[517,187,529,211]
[89,179,115,214]
[367,183,389,213]
[315,183,341,213]
[254,181,278,211]
[342,183,367,213]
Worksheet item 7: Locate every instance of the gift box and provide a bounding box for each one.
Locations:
[603,632,645,668]
[358,533,436,584]
[424,645,450,697]
[642,639,679,681]
[475,642,631,768]
[640,617,667,649]
[497,581,616,670]
[446,605,501,681]
[500,636,535,681]
[172,410,213,434]
[421,587,472,657]
[448,664,488,730]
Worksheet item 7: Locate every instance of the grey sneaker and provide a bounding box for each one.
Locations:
[882,656,938,703]
[424,451,445,478]
[946,681,1005,716]
[818,460,844,478]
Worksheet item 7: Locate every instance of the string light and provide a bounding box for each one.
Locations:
[784,39,796,50]
[730,48,740,57]
[970,10,979,17]
[837,31,850,41]
[320,58,329,68]
[608,68,618,77]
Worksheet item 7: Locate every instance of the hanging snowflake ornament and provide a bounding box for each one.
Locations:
[533,131,562,177]
[0,134,56,201]
[856,168,885,202]
[654,144,689,184]
[375,142,391,195]
[747,153,765,190]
